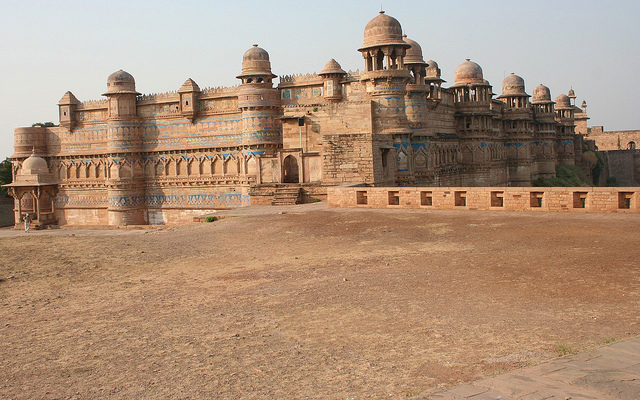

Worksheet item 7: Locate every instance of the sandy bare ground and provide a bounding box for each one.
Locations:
[0,205,639,399]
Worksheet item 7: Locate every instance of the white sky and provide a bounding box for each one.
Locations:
[1,0,639,159]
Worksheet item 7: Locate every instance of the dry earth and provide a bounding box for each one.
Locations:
[0,206,639,399]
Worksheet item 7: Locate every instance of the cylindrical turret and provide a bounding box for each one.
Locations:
[103,69,142,153]
[358,11,412,135]
[555,93,576,165]
[497,73,533,186]
[402,35,428,131]
[102,70,146,225]
[236,45,281,147]
[12,127,48,158]
[531,84,557,178]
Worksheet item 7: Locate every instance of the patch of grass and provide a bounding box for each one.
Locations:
[555,342,578,357]
[205,216,217,223]
[604,337,617,344]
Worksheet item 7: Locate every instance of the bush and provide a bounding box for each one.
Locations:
[555,342,577,357]
[0,158,11,197]
[533,164,589,187]
[205,216,217,223]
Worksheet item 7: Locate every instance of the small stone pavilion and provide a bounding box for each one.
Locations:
[3,150,60,229]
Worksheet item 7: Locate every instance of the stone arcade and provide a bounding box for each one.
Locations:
[5,11,591,226]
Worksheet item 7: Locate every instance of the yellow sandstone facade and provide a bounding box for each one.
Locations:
[6,12,593,226]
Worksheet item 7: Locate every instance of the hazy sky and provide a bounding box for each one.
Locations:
[1,0,639,159]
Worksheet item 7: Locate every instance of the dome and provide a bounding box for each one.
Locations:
[319,59,346,76]
[501,73,527,96]
[568,88,576,98]
[426,60,441,79]
[238,44,276,78]
[403,35,425,64]
[532,84,552,104]
[104,69,138,95]
[555,94,571,109]
[360,11,410,50]
[21,152,49,175]
[454,59,485,85]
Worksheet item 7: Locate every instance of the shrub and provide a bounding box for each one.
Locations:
[534,164,589,187]
[205,216,217,223]
[555,342,577,357]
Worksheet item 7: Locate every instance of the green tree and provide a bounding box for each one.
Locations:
[0,158,12,197]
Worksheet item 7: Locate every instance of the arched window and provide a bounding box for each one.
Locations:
[628,141,636,150]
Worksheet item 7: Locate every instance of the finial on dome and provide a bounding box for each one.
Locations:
[252,44,258,47]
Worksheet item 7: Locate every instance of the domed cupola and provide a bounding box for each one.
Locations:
[501,73,527,96]
[103,69,140,95]
[21,152,49,176]
[12,149,58,186]
[532,84,552,104]
[358,11,411,72]
[103,69,140,120]
[360,11,409,51]
[555,94,571,110]
[237,44,276,84]
[497,73,529,108]
[425,60,441,79]
[403,35,425,65]
[454,59,485,85]
[531,84,554,114]
[402,35,427,86]
[451,59,492,105]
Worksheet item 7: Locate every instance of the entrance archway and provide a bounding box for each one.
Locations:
[628,141,636,150]
[283,155,299,183]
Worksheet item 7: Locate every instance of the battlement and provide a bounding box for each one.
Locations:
[279,73,323,88]
[200,85,239,97]
[78,99,108,110]
[137,91,179,104]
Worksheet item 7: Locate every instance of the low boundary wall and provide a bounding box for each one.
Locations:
[328,186,640,213]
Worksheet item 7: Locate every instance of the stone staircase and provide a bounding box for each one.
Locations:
[272,185,301,206]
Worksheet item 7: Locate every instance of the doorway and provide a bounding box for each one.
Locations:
[283,155,299,183]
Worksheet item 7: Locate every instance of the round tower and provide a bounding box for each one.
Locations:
[103,70,141,153]
[103,69,146,225]
[451,59,493,139]
[236,45,281,148]
[497,73,534,186]
[358,11,412,135]
[555,93,576,165]
[318,59,346,102]
[402,35,428,132]
[531,84,557,178]
[358,11,413,185]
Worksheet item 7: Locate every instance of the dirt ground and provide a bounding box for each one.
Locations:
[1,205,639,399]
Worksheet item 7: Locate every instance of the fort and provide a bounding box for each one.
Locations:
[3,11,632,227]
